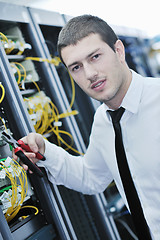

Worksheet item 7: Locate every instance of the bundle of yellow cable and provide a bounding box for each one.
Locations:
[0,32,15,55]
[11,59,78,152]
[10,61,40,92]
[10,62,27,89]
[24,92,83,155]
[0,32,28,56]
[0,158,28,222]
[0,30,83,155]
[23,58,83,155]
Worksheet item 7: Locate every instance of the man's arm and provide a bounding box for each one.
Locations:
[13,132,113,195]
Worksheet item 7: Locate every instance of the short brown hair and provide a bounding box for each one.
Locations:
[57,14,118,65]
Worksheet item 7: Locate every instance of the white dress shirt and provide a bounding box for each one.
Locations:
[38,70,160,240]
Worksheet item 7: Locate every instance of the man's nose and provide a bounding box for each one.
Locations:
[84,63,98,81]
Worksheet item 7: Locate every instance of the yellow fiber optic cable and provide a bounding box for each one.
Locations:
[12,62,27,82]
[57,110,78,119]
[7,163,27,220]
[0,32,26,55]
[0,32,9,43]
[21,205,39,215]
[51,127,84,155]
[24,55,77,116]
[0,118,8,132]
[17,42,24,55]
[0,83,5,103]
[24,93,83,154]
[0,158,28,222]
[10,64,22,85]
[31,79,40,92]
[11,61,41,92]
[10,62,27,88]
[25,56,61,66]
[23,56,83,154]
[25,56,76,111]
[6,46,14,55]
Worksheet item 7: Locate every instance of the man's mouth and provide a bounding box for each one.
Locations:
[91,79,106,90]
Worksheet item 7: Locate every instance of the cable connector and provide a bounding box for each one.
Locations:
[54,121,62,127]
[0,169,6,179]
[3,157,12,167]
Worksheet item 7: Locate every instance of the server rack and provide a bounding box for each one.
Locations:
[0,3,77,239]
[119,35,155,77]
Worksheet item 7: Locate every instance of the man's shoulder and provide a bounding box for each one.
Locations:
[132,70,160,87]
[143,75,160,86]
[142,76,160,96]
[140,75,160,105]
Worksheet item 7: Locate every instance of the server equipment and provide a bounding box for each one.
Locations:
[0,2,121,240]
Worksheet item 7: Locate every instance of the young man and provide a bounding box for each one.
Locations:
[16,15,160,239]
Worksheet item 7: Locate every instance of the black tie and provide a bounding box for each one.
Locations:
[108,107,152,240]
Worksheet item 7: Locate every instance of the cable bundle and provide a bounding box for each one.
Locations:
[0,31,31,55]
[0,157,28,222]
[0,31,83,155]
[24,91,82,154]
[10,62,27,89]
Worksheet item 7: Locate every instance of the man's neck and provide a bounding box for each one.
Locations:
[104,69,132,110]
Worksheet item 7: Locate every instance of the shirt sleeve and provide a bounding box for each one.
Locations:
[37,138,113,195]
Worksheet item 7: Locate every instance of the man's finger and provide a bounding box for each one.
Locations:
[19,161,28,171]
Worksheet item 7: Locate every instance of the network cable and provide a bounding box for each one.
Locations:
[0,31,83,155]
[0,32,31,56]
[0,83,5,104]
[0,157,28,222]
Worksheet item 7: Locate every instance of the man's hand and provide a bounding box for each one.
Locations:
[13,132,45,172]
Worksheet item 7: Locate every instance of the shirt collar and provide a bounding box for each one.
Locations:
[104,70,143,114]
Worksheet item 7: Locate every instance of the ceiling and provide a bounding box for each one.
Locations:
[0,0,159,38]
[0,0,42,6]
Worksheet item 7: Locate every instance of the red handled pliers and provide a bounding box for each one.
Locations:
[1,131,45,177]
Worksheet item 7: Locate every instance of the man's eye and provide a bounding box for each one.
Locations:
[92,54,100,60]
[72,65,80,72]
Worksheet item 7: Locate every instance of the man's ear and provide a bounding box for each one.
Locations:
[114,39,125,62]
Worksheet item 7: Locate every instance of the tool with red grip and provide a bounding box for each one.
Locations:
[1,131,45,177]
[16,139,45,161]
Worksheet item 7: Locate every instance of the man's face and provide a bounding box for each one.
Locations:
[61,33,131,109]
